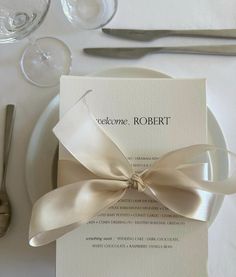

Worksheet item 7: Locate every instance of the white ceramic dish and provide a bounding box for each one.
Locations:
[25,67,226,225]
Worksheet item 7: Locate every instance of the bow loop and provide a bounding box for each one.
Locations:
[53,100,133,180]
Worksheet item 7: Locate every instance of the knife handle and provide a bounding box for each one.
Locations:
[165,29,236,39]
[155,45,236,56]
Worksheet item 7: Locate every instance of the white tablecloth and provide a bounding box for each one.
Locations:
[0,0,236,276]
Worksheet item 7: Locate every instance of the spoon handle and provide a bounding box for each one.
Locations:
[1,105,15,192]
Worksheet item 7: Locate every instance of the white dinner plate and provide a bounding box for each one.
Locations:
[25,66,226,225]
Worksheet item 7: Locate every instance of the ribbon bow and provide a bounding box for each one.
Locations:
[29,99,236,247]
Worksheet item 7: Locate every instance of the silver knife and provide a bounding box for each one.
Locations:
[102,28,236,41]
[84,45,236,59]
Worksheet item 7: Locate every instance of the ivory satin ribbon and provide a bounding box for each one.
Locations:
[29,99,236,247]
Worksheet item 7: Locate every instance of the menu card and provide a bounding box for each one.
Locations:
[57,76,208,277]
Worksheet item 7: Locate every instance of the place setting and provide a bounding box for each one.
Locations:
[1,0,236,277]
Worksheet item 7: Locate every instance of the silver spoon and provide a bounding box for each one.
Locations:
[0,105,15,237]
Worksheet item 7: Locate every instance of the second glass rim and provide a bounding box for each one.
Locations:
[61,0,118,30]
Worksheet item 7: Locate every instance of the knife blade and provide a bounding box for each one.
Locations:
[84,45,236,59]
[102,28,236,41]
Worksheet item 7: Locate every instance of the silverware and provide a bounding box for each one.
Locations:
[0,105,15,238]
[84,45,236,59]
[102,28,236,41]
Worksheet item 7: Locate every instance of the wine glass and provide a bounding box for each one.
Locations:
[61,0,118,30]
[0,0,72,87]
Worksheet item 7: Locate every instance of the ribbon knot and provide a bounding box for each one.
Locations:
[128,174,146,192]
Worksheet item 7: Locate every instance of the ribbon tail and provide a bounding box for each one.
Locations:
[29,180,127,247]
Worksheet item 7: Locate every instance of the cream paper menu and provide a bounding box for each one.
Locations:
[57,76,208,277]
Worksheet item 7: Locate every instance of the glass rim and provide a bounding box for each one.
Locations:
[61,0,118,31]
[0,0,51,44]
